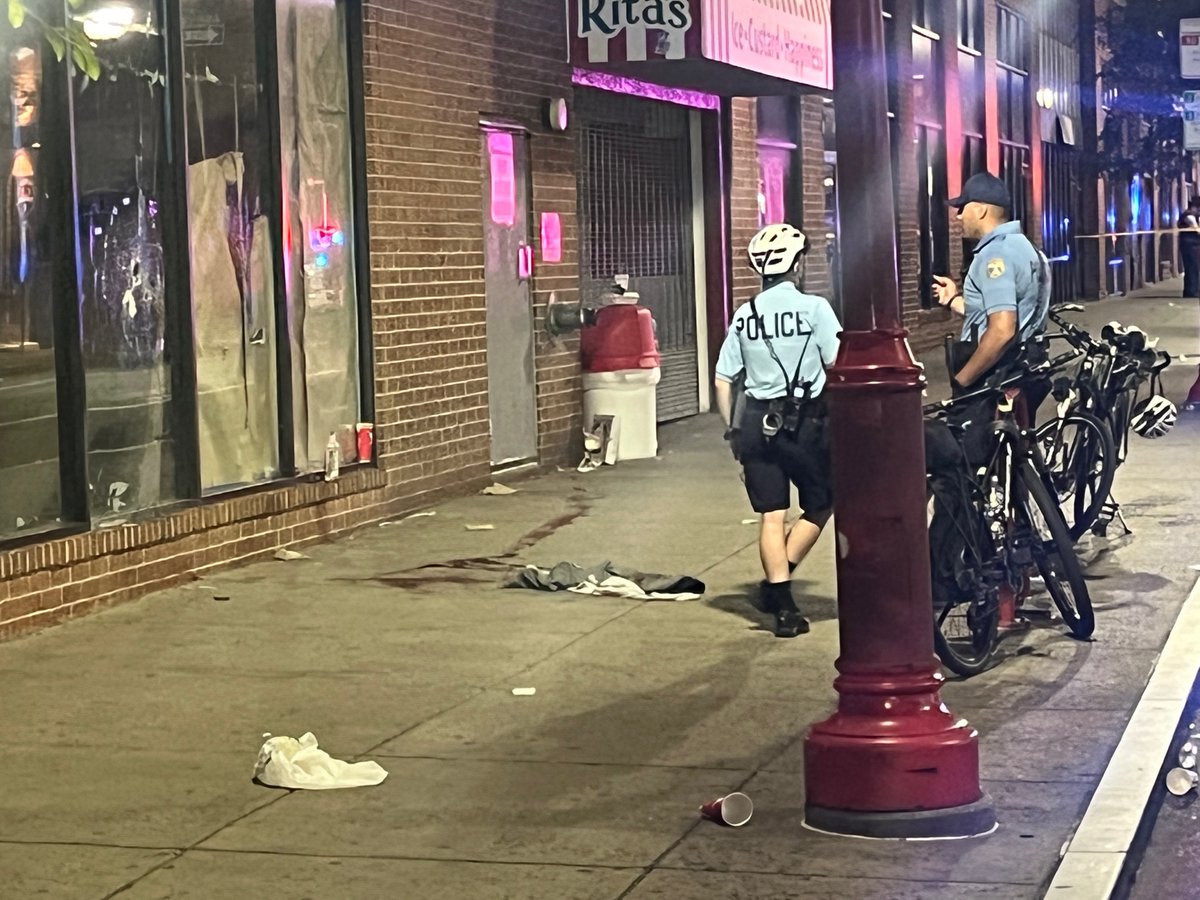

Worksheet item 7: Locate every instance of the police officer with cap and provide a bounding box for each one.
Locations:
[926,172,1049,611]
[714,224,842,638]
[931,171,1049,460]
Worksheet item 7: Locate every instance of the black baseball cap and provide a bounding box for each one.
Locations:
[948,172,1012,210]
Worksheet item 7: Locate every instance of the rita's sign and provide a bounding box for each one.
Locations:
[570,0,832,91]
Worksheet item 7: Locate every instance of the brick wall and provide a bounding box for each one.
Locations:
[798,95,833,299]
[730,98,762,308]
[362,0,580,474]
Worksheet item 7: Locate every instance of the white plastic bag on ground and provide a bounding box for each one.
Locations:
[254,732,388,790]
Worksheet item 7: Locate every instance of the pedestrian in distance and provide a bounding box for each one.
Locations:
[713,224,842,638]
[1179,197,1200,300]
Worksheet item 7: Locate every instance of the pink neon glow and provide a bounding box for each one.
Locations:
[487,131,516,226]
[518,244,534,279]
[540,212,562,263]
[571,67,719,110]
[759,151,787,226]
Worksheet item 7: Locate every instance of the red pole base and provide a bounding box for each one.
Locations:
[804,670,994,836]
[805,330,995,839]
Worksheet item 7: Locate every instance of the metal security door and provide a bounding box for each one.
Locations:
[578,91,698,421]
[482,128,538,466]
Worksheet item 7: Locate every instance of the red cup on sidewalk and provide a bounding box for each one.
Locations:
[699,792,753,827]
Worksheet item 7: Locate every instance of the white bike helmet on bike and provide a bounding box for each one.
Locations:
[1130,395,1177,439]
[747,224,808,278]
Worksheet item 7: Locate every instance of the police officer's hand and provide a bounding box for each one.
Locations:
[932,275,960,307]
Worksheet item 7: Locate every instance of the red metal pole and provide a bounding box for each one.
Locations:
[802,0,996,838]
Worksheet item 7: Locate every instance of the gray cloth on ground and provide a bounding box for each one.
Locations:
[510,561,705,600]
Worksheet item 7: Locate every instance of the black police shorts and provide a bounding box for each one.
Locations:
[732,398,833,515]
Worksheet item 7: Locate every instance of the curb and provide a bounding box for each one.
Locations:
[1044,574,1200,897]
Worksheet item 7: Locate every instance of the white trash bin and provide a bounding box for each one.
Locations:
[581,368,661,461]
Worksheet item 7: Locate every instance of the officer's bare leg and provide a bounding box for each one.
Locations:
[787,509,831,572]
[758,510,790,583]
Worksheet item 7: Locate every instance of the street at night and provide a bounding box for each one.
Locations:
[2,0,1200,897]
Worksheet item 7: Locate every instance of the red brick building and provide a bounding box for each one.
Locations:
[0,0,1095,638]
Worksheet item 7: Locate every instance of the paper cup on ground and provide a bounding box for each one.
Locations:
[700,792,753,827]
[1166,767,1199,796]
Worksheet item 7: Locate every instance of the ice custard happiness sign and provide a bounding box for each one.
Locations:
[705,0,831,90]
[571,0,832,91]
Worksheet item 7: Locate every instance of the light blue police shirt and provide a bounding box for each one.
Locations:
[714,281,842,400]
[960,221,1047,344]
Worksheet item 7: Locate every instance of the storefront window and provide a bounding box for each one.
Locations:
[277,0,362,472]
[0,32,59,536]
[183,0,281,492]
[73,0,178,520]
[0,0,372,544]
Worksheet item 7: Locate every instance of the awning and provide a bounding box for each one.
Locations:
[1040,108,1079,147]
[569,0,832,96]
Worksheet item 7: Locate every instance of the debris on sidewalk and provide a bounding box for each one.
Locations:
[578,417,617,472]
[254,732,388,790]
[1165,727,1200,796]
[273,548,309,562]
[482,483,519,496]
[380,510,437,526]
[465,524,495,531]
[511,687,537,696]
[741,518,757,525]
[699,792,754,827]
[510,561,705,601]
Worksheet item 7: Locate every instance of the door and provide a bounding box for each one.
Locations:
[482,128,538,467]
[578,90,698,421]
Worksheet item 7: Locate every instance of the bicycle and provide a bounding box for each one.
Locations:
[925,363,1095,676]
[1038,304,1170,537]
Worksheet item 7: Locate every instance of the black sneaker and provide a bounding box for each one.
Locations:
[775,607,811,638]
[762,581,810,638]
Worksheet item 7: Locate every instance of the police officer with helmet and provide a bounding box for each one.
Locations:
[714,224,842,638]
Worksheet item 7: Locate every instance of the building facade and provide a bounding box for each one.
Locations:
[0,0,1102,638]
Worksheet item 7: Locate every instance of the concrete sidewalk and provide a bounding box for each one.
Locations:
[2,283,1199,900]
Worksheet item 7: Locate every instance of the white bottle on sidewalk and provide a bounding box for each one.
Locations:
[324,433,340,482]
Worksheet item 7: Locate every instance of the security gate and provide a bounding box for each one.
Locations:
[578,90,699,421]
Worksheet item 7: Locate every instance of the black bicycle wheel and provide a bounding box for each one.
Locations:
[928,481,1000,676]
[934,594,1000,677]
[1036,412,1116,541]
[1017,460,1095,639]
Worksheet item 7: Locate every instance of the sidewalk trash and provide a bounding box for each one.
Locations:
[212,594,231,602]
[482,483,518,495]
[578,416,617,472]
[273,548,309,561]
[511,561,705,601]
[466,524,495,531]
[1167,767,1198,796]
[324,433,340,483]
[381,510,437,526]
[511,687,537,696]
[254,732,388,790]
[700,792,754,827]
[741,519,757,525]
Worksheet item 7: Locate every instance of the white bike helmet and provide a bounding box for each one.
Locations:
[747,224,808,278]
[1131,395,1177,439]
